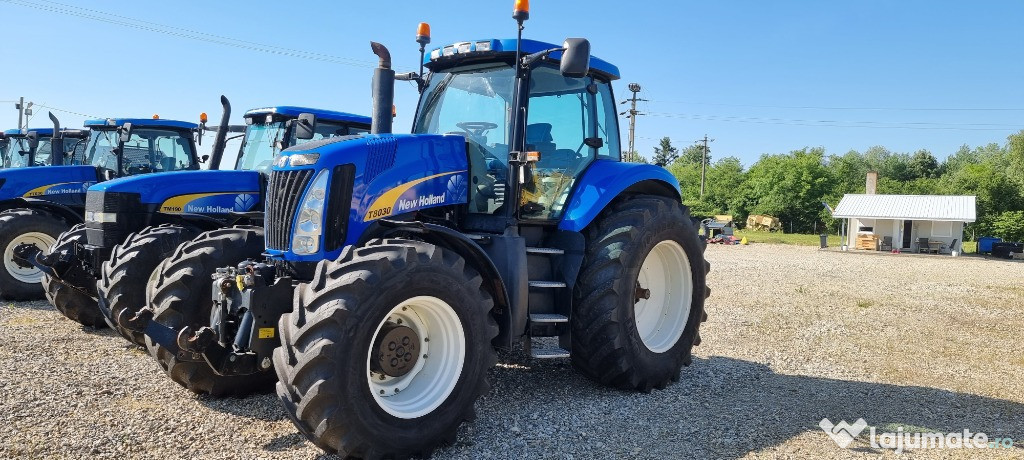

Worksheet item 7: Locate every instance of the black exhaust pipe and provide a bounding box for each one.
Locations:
[48,112,64,166]
[370,42,395,135]
[207,95,232,170]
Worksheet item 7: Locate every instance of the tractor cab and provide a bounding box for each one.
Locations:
[81,118,201,180]
[235,106,371,172]
[1,127,89,168]
[415,39,622,223]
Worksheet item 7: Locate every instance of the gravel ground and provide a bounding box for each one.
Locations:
[2,244,1022,459]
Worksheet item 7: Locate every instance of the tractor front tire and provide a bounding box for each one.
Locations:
[98,224,198,346]
[0,208,68,301]
[43,224,105,327]
[144,226,272,396]
[572,195,709,391]
[274,240,498,458]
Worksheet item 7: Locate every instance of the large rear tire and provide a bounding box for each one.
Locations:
[0,208,68,301]
[98,224,198,346]
[144,226,272,396]
[571,195,709,391]
[43,224,106,327]
[274,240,498,458]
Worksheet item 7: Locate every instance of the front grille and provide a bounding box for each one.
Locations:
[85,191,142,248]
[324,164,356,251]
[265,169,314,251]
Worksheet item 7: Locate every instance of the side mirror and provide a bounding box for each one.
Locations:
[200,154,210,163]
[294,113,317,140]
[27,132,39,152]
[560,38,591,78]
[119,122,134,143]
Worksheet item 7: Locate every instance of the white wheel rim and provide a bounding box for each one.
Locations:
[4,231,57,284]
[634,240,693,353]
[367,295,465,419]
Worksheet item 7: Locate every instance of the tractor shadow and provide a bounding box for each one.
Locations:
[439,354,1024,459]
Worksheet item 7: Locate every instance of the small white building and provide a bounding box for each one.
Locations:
[832,193,977,254]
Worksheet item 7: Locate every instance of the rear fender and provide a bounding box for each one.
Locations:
[0,198,82,225]
[559,160,681,232]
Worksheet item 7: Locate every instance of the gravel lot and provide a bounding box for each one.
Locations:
[2,244,1022,459]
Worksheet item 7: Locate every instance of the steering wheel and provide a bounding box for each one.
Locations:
[456,121,498,136]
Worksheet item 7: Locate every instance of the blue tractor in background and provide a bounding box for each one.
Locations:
[40,101,371,349]
[141,6,709,457]
[0,111,213,300]
[1,123,89,168]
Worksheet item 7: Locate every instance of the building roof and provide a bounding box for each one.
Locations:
[832,194,977,222]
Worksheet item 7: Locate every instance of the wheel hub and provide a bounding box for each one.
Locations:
[634,281,651,303]
[372,322,420,377]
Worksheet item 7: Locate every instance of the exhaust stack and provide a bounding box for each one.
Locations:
[370,42,395,135]
[48,112,64,166]
[207,95,232,170]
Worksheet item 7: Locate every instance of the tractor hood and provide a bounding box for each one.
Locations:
[266,133,469,261]
[0,165,99,201]
[90,169,263,213]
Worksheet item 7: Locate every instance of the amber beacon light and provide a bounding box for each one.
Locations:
[513,0,529,21]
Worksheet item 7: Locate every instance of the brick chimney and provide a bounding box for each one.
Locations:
[865,171,878,194]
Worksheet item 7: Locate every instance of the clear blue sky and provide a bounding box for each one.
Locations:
[2,0,1023,166]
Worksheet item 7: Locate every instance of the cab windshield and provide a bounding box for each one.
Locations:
[235,119,370,172]
[86,128,195,176]
[236,121,285,172]
[3,136,52,167]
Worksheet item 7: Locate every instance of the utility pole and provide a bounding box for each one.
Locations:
[619,83,645,162]
[14,97,33,131]
[16,97,24,131]
[695,134,714,197]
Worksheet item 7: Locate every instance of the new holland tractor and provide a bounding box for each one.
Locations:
[0,111,214,300]
[1,122,89,168]
[141,5,708,457]
[39,101,371,346]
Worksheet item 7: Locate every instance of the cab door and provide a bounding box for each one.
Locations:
[520,66,619,220]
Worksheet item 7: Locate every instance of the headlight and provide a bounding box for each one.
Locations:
[86,211,117,223]
[291,169,328,255]
[289,153,320,167]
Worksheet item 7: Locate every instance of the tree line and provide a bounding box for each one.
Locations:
[625,131,1024,241]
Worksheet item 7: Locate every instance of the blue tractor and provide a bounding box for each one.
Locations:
[0,112,212,300]
[38,102,371,346]
[1,123,89,168]
[142,6,708,457]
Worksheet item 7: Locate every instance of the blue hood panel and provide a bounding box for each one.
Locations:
[92,170,263,212]
[269,133,469,262]
[0,165,98,202]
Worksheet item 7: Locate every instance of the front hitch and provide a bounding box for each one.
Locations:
[11,243,58,277]
[142,261,294,375]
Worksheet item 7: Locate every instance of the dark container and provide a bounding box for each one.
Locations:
[991,242,1023,259]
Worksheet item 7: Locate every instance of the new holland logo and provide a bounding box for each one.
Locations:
[446,174,467,199]
[234,194,257,212]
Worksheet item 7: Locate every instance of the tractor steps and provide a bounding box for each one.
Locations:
[530,346,571,359]
[529,313,568,323]
[526,247,564,255]
[528,280,566,289]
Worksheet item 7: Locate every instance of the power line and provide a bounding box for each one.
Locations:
[644,111,1022,131]
[35,103,102,119]
[1,0,386,69]
[644,99,1024,112]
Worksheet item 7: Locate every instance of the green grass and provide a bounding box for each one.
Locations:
[729,230,981,253]
[856,299,874,308]
[731,230,842,247]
